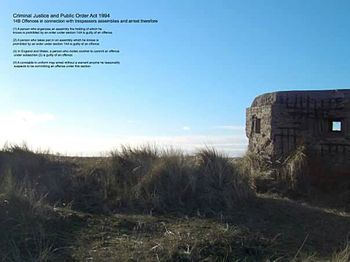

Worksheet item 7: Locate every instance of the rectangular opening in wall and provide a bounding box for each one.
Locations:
[255,118,261,133]
[330,120,342,132]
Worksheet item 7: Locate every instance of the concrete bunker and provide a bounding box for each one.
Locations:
[246,89,350,175]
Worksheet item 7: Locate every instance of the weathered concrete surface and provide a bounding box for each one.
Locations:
[246,89,350,174]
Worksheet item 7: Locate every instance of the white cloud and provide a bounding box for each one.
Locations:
[0,133,248,157]
[0,110,55,144]
[182,126,191,131]
[0,112,248,157]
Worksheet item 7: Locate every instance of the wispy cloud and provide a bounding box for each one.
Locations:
[0,110,54,127]
[13,111,54,125]
[49,134,247,156]
[213,125,245,131]
[182,126,191,131]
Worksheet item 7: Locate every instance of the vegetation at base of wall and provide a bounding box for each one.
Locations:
[248,145,311,194]
[250,144,350,214]
[277,145,310,191]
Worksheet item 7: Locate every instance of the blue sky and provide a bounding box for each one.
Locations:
[0,0,350,155]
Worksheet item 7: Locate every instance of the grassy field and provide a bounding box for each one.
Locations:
[0,144,349,261]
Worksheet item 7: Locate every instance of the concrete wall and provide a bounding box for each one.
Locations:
[246,104,273,160]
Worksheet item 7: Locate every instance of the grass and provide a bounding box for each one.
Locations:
[106,146,254,214]
[0,144,349,261]
[0,171,86,261]
[331,242,350,262]
[64,198,350,261]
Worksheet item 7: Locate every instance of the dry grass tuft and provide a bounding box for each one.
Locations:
[331,242,350,262]
[195,148,254,212]
[133,151,195,212]
[281,146,308,189]
[106,146,255,214]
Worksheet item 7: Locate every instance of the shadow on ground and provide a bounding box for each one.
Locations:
[69,195,350,261]
[225,195,350,259]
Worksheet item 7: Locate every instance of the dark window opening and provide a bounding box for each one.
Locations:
[255,118,261,133]
[330,120,342,132]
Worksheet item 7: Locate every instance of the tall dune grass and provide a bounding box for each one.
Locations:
[0,144,255,214]
[108,147,255,214]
